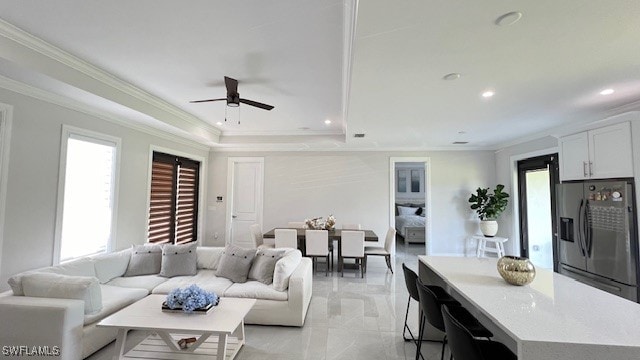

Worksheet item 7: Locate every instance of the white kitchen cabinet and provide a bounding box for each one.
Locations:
[559,122,633,181]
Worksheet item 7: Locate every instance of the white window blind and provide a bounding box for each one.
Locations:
[59,133,117,261]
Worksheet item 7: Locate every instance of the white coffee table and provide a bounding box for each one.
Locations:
[97,295,256,360]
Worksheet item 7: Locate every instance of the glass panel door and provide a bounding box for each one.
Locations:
[524,168,553,268]
[518,154,559,270]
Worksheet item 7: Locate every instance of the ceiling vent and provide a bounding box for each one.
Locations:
[354,133,366,138]
[452,141,469,145]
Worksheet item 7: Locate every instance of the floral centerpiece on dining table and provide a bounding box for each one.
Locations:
[305,215,337,230]
[162,284,219,314]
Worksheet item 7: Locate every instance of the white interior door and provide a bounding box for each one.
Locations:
[226,157,264,248]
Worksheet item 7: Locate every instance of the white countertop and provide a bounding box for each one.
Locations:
[419,256,640,357]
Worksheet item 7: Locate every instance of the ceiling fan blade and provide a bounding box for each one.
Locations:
[224,76,238,95]
[239,98,274,110]
[189,98,226,103]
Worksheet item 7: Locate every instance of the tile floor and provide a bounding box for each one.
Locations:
[88,239,443,360]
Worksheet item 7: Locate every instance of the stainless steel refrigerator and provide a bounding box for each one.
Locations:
[557,179,639,302]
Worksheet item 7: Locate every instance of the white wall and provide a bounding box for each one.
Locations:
[0,88,208,291]
[494,136,559,255]
[206,150,495,256]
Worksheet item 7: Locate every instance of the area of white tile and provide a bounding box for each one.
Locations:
[87,239,440,360]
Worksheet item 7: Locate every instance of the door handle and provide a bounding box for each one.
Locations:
[232,215,237,219]
[585,201,592,257]
[577,199,586,256]
[583,161,588,177]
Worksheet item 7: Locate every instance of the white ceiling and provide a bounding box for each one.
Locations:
[0,0,639,150]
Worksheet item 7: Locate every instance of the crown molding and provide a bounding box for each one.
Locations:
[0,75,210,151]
[210,143,491,152]
[0,18,221,139]
[341,0,359,135]
[221,129,343,137]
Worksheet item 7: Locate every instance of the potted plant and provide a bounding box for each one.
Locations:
[468,184,509,237]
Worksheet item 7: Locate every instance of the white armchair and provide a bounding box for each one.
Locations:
[275,228,298,249]
[287,221,307,229]
[250,223,274,248]
[364,227,396,273]
[305,230,330,276]
[340,230,365,278]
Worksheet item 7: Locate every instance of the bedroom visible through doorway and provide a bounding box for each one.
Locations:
[390,157,430,254]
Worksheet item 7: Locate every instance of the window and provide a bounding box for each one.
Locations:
[411,169,421,192]
[396,167,424,194]
[148,152,200,244]
[56,127,120,262]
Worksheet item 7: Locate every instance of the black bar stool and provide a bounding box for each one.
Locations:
[442,304,517,360]
[415,279,493,360]
[401,263,423,344]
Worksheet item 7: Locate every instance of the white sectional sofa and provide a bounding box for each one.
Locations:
[0,246,312,360]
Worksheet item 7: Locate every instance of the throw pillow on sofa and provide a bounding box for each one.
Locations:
[248,248,286,285]
[93,249,131,283]
[21,273,102,315]
[215,245,256,283]
[160,242,197,277]
[273,249,303,291]
[7,257,96,296]
[196,247,225,270]
[124,244,162,277]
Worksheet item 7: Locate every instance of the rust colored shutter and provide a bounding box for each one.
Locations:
[148,154,176,244]
[175,159,199,244]
[147,152,199,244]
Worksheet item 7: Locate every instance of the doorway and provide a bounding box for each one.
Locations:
[517,154,559,270]
[225,157,264,248]
[389,157,430,254]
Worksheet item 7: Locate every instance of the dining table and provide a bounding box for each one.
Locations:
[263,228,378,271]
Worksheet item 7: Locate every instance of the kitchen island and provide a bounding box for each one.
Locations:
[419,256,640,360]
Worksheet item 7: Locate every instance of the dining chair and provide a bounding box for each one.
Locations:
[342,223,361,230]
[287,221,307,229]
[415,279,493,360]
[274,228,298,249]
[340,230,365,278]
[305,230,330,276]
[442,304,516,360]
[249,224,274,249]
[364,227,395,273]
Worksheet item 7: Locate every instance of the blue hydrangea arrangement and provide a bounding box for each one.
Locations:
[165,284,219,313]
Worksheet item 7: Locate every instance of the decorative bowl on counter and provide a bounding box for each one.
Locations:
[497,255,536,286]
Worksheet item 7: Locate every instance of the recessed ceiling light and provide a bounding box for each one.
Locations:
[216,121,222,126]
[354,133,366,138]
[600,88,614,95]
[324,119,332,125]
[443,73,461,81]
[482,90,495,98]
[458,131,466,134]
[453,141,469,145]
[495,11,523,26]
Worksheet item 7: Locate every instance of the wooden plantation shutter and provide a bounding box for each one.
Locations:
[175,159,199,244]
[147,152,200,244]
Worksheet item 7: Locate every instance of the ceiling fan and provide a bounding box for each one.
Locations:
[190,76,274,111]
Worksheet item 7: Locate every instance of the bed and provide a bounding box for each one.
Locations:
[395,203,426,244]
